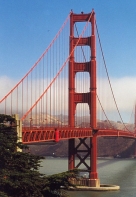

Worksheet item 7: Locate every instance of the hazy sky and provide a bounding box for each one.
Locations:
[0,1,136,122]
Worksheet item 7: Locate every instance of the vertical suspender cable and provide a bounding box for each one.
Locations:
[39,61,41,126]
[58,28,60,127]
[50,46,51,126]
[22,81,23,118]
[55,38,57,125]
[52,37,54,124]
[43,56,44,127]
[35,66,37,126]
[26,77,28,126]
[46,53,48,126]
[31,70,32,122]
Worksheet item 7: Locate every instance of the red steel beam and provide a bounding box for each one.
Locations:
[22,127,93,144]
[97,129,136,139]
[22,127,136,144]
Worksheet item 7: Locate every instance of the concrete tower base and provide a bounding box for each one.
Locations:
[88,179,100,187]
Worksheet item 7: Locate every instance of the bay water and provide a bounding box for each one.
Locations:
[40,157,136,197]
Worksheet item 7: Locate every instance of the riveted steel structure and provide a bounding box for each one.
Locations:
[68,10,99,185]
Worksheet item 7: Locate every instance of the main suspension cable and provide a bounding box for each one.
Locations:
[95,21,130,132]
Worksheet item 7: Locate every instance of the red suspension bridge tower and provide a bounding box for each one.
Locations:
[68,10,100,187]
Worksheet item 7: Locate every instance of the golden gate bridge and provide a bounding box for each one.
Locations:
[0,10,136,187]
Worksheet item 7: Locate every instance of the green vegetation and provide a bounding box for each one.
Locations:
[0,114,77,197]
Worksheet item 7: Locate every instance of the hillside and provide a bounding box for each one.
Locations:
[29,137,135,158]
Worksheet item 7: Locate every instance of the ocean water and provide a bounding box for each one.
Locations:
[40,157,136,197]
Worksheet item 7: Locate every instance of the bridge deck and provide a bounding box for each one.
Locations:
[22,127,136,144]
[22,127,93,144]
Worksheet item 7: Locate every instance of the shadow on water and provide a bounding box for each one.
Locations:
[97,158,121,168]
[79,158,121,177]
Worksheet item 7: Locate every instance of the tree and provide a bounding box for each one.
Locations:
[0,114,45,197]
[0,114,77,197]
[42,170,78,197]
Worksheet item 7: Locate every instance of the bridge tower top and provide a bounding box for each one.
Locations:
[68,10,96,129]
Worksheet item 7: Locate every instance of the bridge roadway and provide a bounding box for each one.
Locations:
[22,127,136,144]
